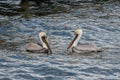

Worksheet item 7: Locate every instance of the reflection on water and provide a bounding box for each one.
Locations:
[0,0,71,17]
[0,0,120,80]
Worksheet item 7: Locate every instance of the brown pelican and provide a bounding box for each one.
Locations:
[67,29,102,53]
[25,32,52,54]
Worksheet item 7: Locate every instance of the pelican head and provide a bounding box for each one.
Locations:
[74,29,82,35]
[67,29,83,50]
[39,32,52,54]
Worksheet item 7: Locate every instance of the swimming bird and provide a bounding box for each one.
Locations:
[25,32,52,54]
[67,29,102,53]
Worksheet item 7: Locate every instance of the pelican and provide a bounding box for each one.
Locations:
[67,29,102,53]
[25,32,52,54]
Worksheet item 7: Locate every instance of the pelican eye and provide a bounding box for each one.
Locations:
[74,33,79,35]
[42,36,47,38]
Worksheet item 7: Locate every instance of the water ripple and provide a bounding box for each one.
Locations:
[0,0,120,80]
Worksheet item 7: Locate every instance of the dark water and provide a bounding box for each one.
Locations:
[0,0,120,80]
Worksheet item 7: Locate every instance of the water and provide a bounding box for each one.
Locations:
[0,0,120,80]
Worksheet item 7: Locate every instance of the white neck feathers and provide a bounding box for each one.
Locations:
[39,33,48,49]
[72,30,83,47]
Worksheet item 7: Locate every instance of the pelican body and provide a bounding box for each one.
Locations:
[25,32,52,54]
[67,29,102,53]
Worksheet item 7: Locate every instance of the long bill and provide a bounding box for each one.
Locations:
[67,34,78,50]
[42,37,52,54]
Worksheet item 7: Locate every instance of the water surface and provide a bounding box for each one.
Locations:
[0,0,120,80]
